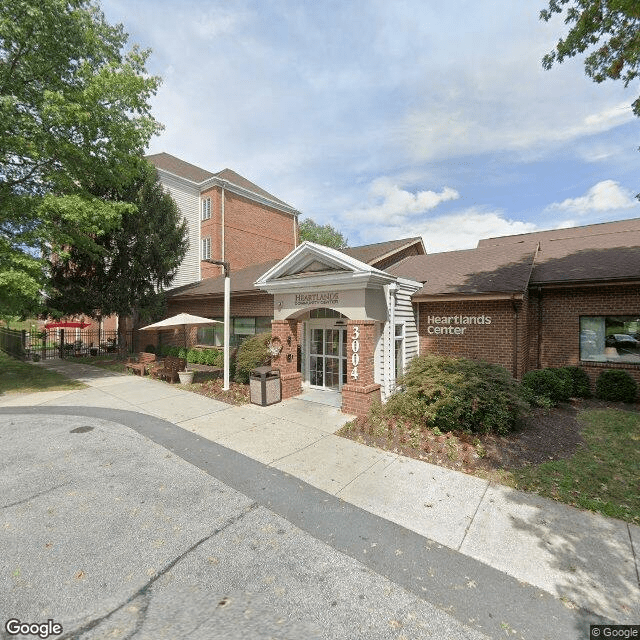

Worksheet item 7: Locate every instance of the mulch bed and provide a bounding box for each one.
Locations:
[339,398,640,479]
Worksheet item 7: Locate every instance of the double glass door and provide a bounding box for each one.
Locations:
[309,328,347,390]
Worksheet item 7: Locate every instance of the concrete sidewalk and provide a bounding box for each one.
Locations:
[2,359,639,624]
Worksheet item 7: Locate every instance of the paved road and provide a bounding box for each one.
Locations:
[0,407,605,639]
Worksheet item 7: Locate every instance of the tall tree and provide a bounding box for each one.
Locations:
[0,0,162,316]
[47,162,188,323]
[540,1,640,116]
[299,218,348,249]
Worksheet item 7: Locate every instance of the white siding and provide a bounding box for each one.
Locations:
[158,172,201,289]
[378,281,419,400]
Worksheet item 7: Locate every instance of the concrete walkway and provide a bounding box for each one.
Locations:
[2,359,639,624]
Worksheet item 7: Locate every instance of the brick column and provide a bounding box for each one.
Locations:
[342,320,380,416]
[270,319,302,399]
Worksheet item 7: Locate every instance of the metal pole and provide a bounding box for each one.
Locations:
[204,259,231,391]
[223,273,230,390]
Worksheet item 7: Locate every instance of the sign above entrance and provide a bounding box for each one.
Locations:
[295,292,339,306]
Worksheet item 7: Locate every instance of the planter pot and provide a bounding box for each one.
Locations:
[178,370,194,384]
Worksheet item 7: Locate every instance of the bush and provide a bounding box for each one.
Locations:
[204,349,223,367]
[234,332,272,384]
[144,344,156,354]
[178,347,187,359]
[559,366,592,398]
[522,368,572,405]
[595,369,638,403]
[167,346,179,357]
[383,354,530,436]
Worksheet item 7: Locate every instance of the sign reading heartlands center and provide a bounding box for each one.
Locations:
[426,315,492,335]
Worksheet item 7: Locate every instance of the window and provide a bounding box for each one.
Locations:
[201,197,211,220]
[197,317,273,347]
[201,237,211,260]
[197,321,223,346]
[580,316,640,364]
[394,323,405,379]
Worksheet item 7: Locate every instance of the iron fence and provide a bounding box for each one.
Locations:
[1,328,134,361]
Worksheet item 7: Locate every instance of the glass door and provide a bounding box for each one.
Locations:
[309,327,346,390]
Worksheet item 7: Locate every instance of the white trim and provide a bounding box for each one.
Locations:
[255,241,399,291]
[155,167,301,218]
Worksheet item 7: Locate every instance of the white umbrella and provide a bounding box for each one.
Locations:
[139,313,222,349]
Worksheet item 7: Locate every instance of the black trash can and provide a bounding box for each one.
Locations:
[250,366,281,406]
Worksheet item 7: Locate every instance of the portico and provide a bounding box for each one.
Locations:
[255,242,422,415]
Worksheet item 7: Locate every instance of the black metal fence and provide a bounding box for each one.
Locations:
[0,327,133,360]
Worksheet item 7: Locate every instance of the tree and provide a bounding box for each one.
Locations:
[540,0,640,116]
[298,218,348,249]
[47,162,188,323]
[0,0,162,316]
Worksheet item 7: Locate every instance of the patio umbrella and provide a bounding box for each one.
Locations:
[139,313,222,349]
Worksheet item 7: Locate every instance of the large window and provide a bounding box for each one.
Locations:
[580,316,640,363]
[197,316,272,347]
[394,322,405,379]
[201,237,211,260]
[201,197,211,220]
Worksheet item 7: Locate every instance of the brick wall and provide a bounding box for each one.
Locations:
[528,284,640,388]
[418,298,528,378]
[342,320,381,416]
[270,319,302,398]
[167,293,274,319]
[199,186,296,277]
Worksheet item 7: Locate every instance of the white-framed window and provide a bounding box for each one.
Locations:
[201,197,211,221]
[394,322,405,380]
[201,236,211,260]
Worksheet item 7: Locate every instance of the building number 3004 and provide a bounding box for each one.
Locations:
[351,325,360,380]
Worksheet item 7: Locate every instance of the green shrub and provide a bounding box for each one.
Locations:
[384,354,530,436]
[167,346,179,357]
[522,368,571,405]
[234,332,272,384]
[595,369,638,403]
[204,349,222,366]
[559,366,592,398]
[178,347,187,359]
[186,349,198,364]
[144,344,156,354]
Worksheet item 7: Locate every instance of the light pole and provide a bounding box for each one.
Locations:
[204,259,230,390]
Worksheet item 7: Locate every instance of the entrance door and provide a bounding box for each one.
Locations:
[309,328,347,390]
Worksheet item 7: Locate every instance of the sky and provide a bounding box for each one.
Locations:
[101,0,640,252]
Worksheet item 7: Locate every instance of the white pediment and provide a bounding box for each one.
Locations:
[255,241,395,291]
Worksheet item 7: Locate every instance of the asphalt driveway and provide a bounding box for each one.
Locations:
[1,411,493,640]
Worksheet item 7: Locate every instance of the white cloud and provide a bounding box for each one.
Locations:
[347,178,459,225]
[346,206,539,253]
[547,180,639,215]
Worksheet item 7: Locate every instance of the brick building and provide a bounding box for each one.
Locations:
[150,212,640,415]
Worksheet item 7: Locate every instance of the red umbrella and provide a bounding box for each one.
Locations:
[44,321,91,329]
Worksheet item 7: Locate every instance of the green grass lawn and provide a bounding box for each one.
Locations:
[511,409,640,525]
[0,351,86,394]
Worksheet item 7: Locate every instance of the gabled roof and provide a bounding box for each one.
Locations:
[388,244,537,298]
[147,152,298,214]
[530,230,640,285]
[341,237,425,267]
[255,241,397,291]
[146,152,215,183]
[477,217,640,247]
